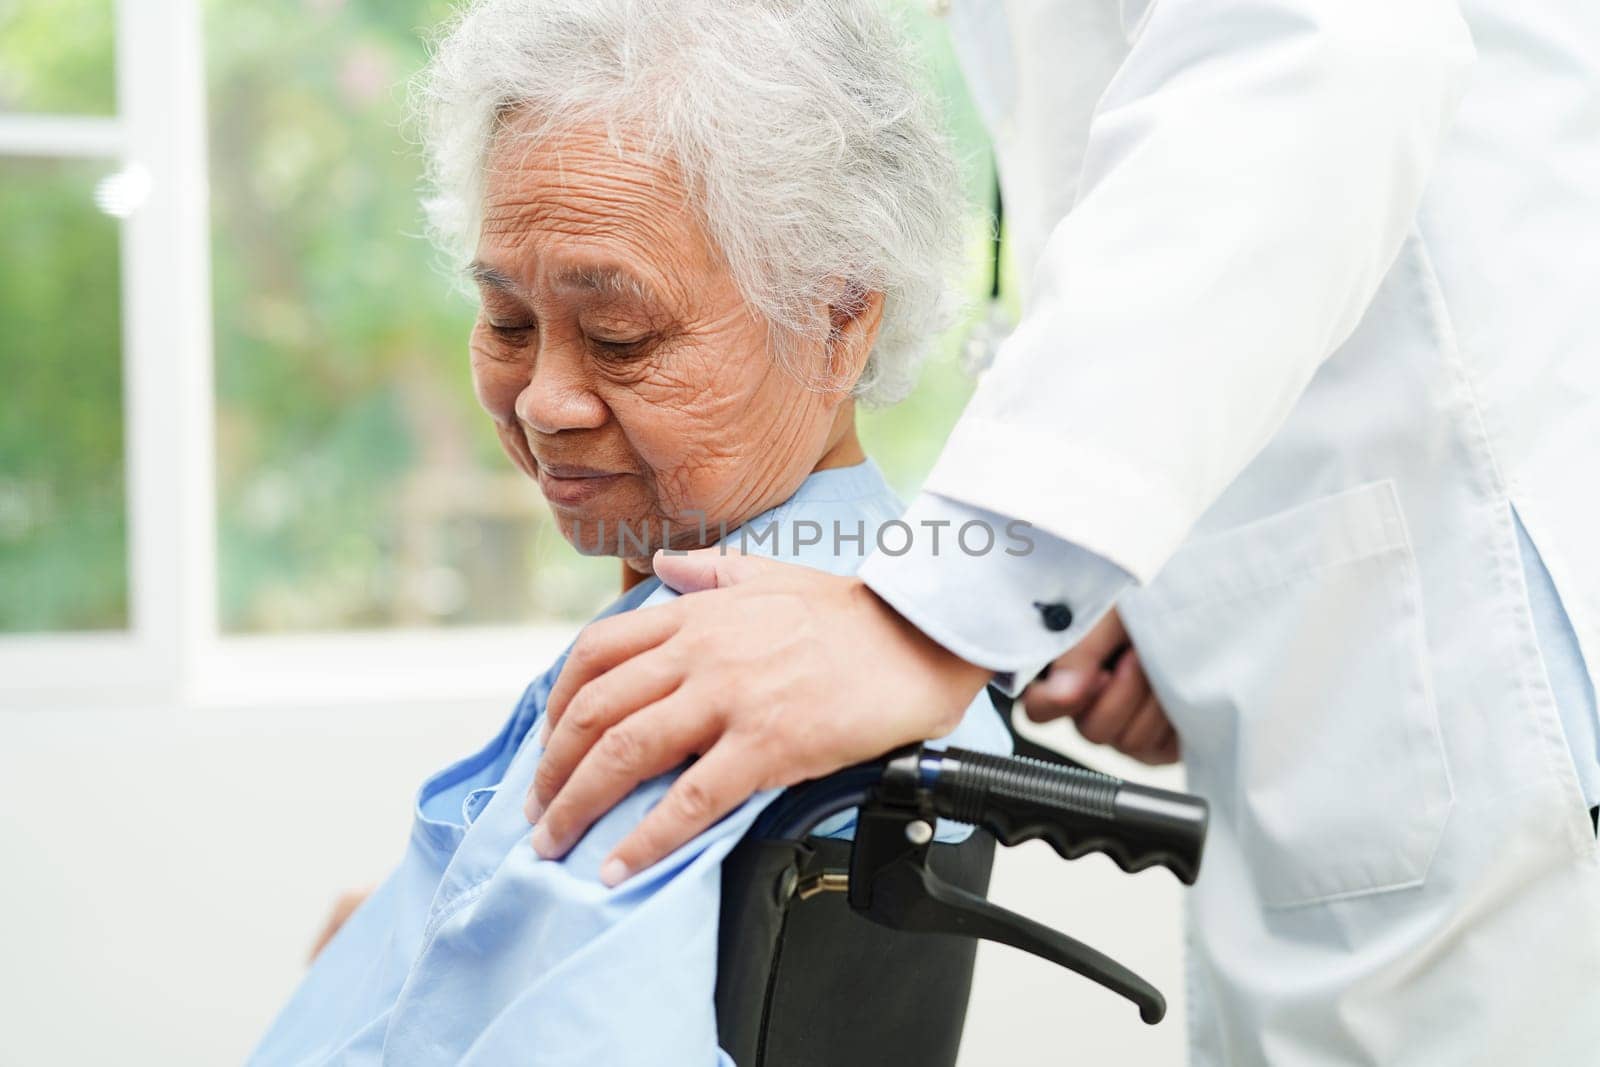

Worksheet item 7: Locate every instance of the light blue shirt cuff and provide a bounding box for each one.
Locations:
[857,492,1132,696]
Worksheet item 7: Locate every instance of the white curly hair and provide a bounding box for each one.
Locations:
[413,0,969,404]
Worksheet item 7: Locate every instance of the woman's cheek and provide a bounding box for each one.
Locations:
[492,421,535,479]
[468,328,523,412]
[659,450,747,527]
[470,362,521,423]
[605,365,752,524]
[601,392,679,487]
[468,361,533,475]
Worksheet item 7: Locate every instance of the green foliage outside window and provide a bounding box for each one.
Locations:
[1,1,120,633]
[0,158,126,632]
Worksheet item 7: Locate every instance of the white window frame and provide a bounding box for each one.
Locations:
[0,0,575,713]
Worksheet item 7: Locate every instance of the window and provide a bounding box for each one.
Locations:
[0,0,1002,707]
[0,156,127,632]
[0,0,117,115]
[0,4,125,634]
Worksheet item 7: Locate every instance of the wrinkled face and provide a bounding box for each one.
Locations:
[469,120,870,569]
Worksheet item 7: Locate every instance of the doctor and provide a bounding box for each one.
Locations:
[528,1,1600,1061]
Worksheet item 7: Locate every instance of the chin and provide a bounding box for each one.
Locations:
[552,506,667,558]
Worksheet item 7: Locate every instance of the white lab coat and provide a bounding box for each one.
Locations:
[936,1,1600,1062]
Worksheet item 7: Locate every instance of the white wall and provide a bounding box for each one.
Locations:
[0,698,1185,1066]
[961,732,1188,1067]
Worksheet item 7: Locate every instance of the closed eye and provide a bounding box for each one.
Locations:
[489,321,537,342]
[587,333,654,358]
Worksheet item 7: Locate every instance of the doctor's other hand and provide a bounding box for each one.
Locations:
[526,548,993,887]
[1021,609,1180,766]
[308,886,372,962]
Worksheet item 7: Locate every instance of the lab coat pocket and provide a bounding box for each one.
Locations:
[1123,480,1454,909]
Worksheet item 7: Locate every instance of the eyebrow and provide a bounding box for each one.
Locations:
[551,264,661,307]
[465,260,666,310]
[466,261,521,294]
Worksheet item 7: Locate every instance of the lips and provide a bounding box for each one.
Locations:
[534,460,627,507]
[538,462,618,479]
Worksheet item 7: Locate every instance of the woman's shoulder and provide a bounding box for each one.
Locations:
[705,459,904,577]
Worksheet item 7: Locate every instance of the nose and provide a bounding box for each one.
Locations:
[515,343,609,436]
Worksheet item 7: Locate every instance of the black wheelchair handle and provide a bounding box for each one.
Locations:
[926,747,1208,885]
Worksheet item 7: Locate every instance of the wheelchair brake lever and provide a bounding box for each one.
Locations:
[754,737,1207,1025]
[846,802,1167,1024]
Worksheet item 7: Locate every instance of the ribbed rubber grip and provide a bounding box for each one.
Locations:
[930,748,1208,885]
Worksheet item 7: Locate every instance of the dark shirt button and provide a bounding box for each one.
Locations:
[1034,601,1074,632]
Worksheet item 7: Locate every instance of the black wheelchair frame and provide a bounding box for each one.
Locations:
[714,690,1209,1066]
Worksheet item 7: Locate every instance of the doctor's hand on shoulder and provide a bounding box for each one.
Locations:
[1022,609,1180,766]
[525,548,1175,885]
[526,548,993,885]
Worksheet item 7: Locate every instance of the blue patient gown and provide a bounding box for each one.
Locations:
[251,460,1011,1066]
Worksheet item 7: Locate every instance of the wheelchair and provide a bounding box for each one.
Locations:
[714,689,1209,1066]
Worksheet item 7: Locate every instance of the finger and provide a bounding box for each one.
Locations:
[307,888,369,962]
[1073,648,1151,746]
[1021,666,1109,723]
[531,690,722,862]
[1115,694,1170,757]
[308,910,345,963]
[529,641,687,818]
[1036,609,1130,703]
[543,601,684,745]
[598,741,756,887]
[651,546,781,594]
[1146,725,1182,765]
[1061,608,1129,666]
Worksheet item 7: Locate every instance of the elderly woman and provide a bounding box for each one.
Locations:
[251,1,1008,1062]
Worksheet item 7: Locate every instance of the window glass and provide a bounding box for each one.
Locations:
[0,0,117,115]
[0,156,127,632]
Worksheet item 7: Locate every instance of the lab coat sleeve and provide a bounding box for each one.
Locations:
[906,0,1474,605]
[858,492,1130,686]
